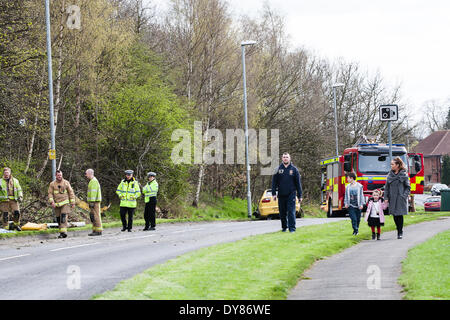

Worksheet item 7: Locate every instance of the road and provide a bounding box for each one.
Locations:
[414,193,433,207]
[0,218,345,300]
[394,193,441,211]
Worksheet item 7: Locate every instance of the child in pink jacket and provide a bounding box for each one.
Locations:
[365,189,388,240]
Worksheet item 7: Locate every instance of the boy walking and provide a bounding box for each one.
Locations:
[344,172,364,235]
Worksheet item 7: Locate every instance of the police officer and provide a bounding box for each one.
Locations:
[0,167,23,231]
[116,170,141,232]
[271,153,303,233]
[142,172,158,231]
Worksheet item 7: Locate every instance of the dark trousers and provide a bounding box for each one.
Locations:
[278,192,296,231]
[144,197,157,229]
[120,207,135,230]
[393,215,404,233]
[348,206,361,232]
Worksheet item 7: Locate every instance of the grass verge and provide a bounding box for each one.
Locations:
[94,212,450,300]
[398,229,450,300]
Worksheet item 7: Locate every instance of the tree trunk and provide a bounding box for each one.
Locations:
[192,40,215,207]
[192,117,209,207]
[25,68,45,174]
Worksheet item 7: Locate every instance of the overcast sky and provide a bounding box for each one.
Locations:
[151,0,450,124]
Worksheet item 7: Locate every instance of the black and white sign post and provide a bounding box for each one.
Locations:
[379,104,399,164]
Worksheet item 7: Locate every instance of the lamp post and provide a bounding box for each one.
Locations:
[332,83,344,157]
[45,0,56,182]
[241,40,257,219]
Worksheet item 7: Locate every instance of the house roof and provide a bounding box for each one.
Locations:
[413,130,450,156]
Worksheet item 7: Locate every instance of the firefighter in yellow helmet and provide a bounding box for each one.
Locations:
[85,169,102,236]
[48,170,75,238]
[0,167,23,231]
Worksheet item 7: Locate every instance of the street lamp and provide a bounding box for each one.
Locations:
[45,0,57,224]
[45,0,56,182]
[241,40,257,219]
[332,83,344,156]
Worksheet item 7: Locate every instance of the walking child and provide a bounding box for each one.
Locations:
[364,189,387,240]
[344,172,364,235]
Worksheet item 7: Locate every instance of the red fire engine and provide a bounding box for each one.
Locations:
[320,143,424,217]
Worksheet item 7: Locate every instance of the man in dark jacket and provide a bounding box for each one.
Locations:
[272,153,303,232]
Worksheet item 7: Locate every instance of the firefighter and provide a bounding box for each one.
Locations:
[48,170,75,238]
[116,170,141,232]
[85,169,102,236]
[0,167,23,231]
[271,153,303,233]
[142,172,158,231]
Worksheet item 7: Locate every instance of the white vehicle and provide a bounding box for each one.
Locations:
[431,184,448,196]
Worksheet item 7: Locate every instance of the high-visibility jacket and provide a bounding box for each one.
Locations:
[142,180,158,203]
[87,177,102,203]
[48,179,75,207]
[116,178,141,208]
[0,177,23,202]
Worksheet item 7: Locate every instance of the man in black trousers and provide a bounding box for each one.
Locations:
[143,172,158,231]
[272,153,303,233]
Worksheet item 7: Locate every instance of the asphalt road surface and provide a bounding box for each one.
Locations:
[414,193,434,206]
[0,218,345,300]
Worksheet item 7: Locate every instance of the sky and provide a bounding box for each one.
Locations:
[150,0,450,125]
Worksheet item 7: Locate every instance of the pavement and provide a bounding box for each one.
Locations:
[0,217,346,300]
[288,216,450,300]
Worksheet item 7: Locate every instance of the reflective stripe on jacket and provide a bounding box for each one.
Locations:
[87,177,102,202]
[142,180,158,203]
[0,177,23,202]
[116,178,141,208]
[48,179,75,207]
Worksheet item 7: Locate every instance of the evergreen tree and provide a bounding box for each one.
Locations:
[444,106,450,130]
[442,155,450,185]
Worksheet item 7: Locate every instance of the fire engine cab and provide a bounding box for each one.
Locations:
[320,143,424,217]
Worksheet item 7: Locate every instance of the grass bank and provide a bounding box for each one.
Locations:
[398,229,450,300]
[94,212,450,300]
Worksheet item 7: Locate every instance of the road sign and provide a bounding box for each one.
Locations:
[48,149,56,160]
[379,104,398,121]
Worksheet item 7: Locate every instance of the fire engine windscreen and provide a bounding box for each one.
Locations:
[358,152,407,175]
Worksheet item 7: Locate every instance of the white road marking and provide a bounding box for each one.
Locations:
[50,242,100,252]
[216,224,232,227]
[116,234,156,242]
[0,254,31,261]
[171,228,204,234]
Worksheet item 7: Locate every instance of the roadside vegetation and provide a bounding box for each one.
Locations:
[398,229,450,300]
[94,212,449,300]
[0,196,331,239]
[2,0,433,225]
